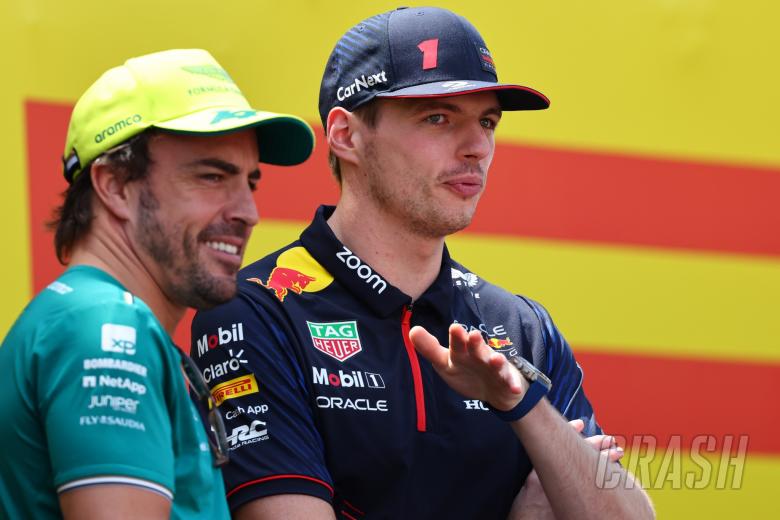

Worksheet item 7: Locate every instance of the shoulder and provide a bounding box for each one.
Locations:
[449,258,539,317]
[448,257,565,363]
[26,269,168,366]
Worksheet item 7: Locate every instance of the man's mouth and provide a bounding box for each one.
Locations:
[443,174,484,198]
[205,241,240,255]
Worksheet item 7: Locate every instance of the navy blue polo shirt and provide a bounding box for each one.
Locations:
[192,205,602,519]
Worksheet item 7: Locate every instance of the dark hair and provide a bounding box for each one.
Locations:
[50,129,158,264]
[328,101,382,184]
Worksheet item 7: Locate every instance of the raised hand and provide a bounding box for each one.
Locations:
[409,323,528,411]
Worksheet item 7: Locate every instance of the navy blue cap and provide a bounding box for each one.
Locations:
[318,6,549,129]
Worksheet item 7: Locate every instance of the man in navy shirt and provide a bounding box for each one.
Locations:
[193,7,654,519]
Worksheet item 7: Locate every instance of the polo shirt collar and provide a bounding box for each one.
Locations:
[300,205,454,321]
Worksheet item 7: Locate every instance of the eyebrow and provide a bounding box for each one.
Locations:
[186,158,261,179]
[187,158,240,174]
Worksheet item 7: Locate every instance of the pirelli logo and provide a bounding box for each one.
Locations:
[211,374,258,406]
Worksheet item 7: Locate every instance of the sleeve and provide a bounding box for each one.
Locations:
[35,301,175,499]
[524,299,604,438]
[191,291,333,512]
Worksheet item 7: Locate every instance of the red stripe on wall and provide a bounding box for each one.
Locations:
[261,127,780,257]
[575,350,780,454]
[478,144,780,257]
[25,100,72,293]
[27,99,780,286]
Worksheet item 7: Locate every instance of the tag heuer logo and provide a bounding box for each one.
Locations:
[307,321,362,362]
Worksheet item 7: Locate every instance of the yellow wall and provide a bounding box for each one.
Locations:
[3,1,778,516]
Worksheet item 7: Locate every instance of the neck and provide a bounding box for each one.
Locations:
[68,213,184,336]
[327,198,444,300]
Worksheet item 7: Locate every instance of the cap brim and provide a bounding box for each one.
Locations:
[376,81,549,110]
[155,108,315,166]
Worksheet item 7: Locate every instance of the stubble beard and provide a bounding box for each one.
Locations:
[363,139,476,239]
[135,183,237,310]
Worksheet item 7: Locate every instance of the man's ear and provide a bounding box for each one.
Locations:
[90,160,135,221]
[326,107,363,168]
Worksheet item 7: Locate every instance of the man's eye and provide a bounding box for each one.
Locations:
[481,118,498,130]
[426,114,446,124]
[201,173,223,183]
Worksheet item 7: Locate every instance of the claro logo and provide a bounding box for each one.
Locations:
[336,246,387,294]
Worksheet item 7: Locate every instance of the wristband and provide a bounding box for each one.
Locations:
[488,378,549,422]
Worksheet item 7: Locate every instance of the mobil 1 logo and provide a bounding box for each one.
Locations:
[312,367,385,389]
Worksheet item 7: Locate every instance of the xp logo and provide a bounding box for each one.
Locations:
[202,348,248,383]
[196,322,244,357]
[312,367,386,389]
[248,247,334,302]
[226,419,268,449]
[101,323,136,356]
[307,321,362,362]
[210,110,257,125]
[336,246,387,294]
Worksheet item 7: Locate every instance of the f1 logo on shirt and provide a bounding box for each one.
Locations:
[101,324,136,355]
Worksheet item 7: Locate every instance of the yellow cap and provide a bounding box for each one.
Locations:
[63,49,314,182]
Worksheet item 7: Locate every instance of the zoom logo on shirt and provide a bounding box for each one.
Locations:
[336,246,387,294]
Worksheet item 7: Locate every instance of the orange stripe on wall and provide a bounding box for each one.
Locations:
[576,350,780,455]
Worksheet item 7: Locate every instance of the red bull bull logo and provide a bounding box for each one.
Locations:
[488,337,513,349]
[249,268,316,302]
[248,247,334,302]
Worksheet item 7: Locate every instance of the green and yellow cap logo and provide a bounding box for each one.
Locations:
[63,49,314,182]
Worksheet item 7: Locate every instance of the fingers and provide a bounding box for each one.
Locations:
[409,325,450,368]
[584,434,616,451]
[583,434,624,462]
[568,419,585,434]
[447,323,475,359]
[607,446,624,462]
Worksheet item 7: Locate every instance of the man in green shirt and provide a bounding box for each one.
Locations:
[0,49,314,518]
